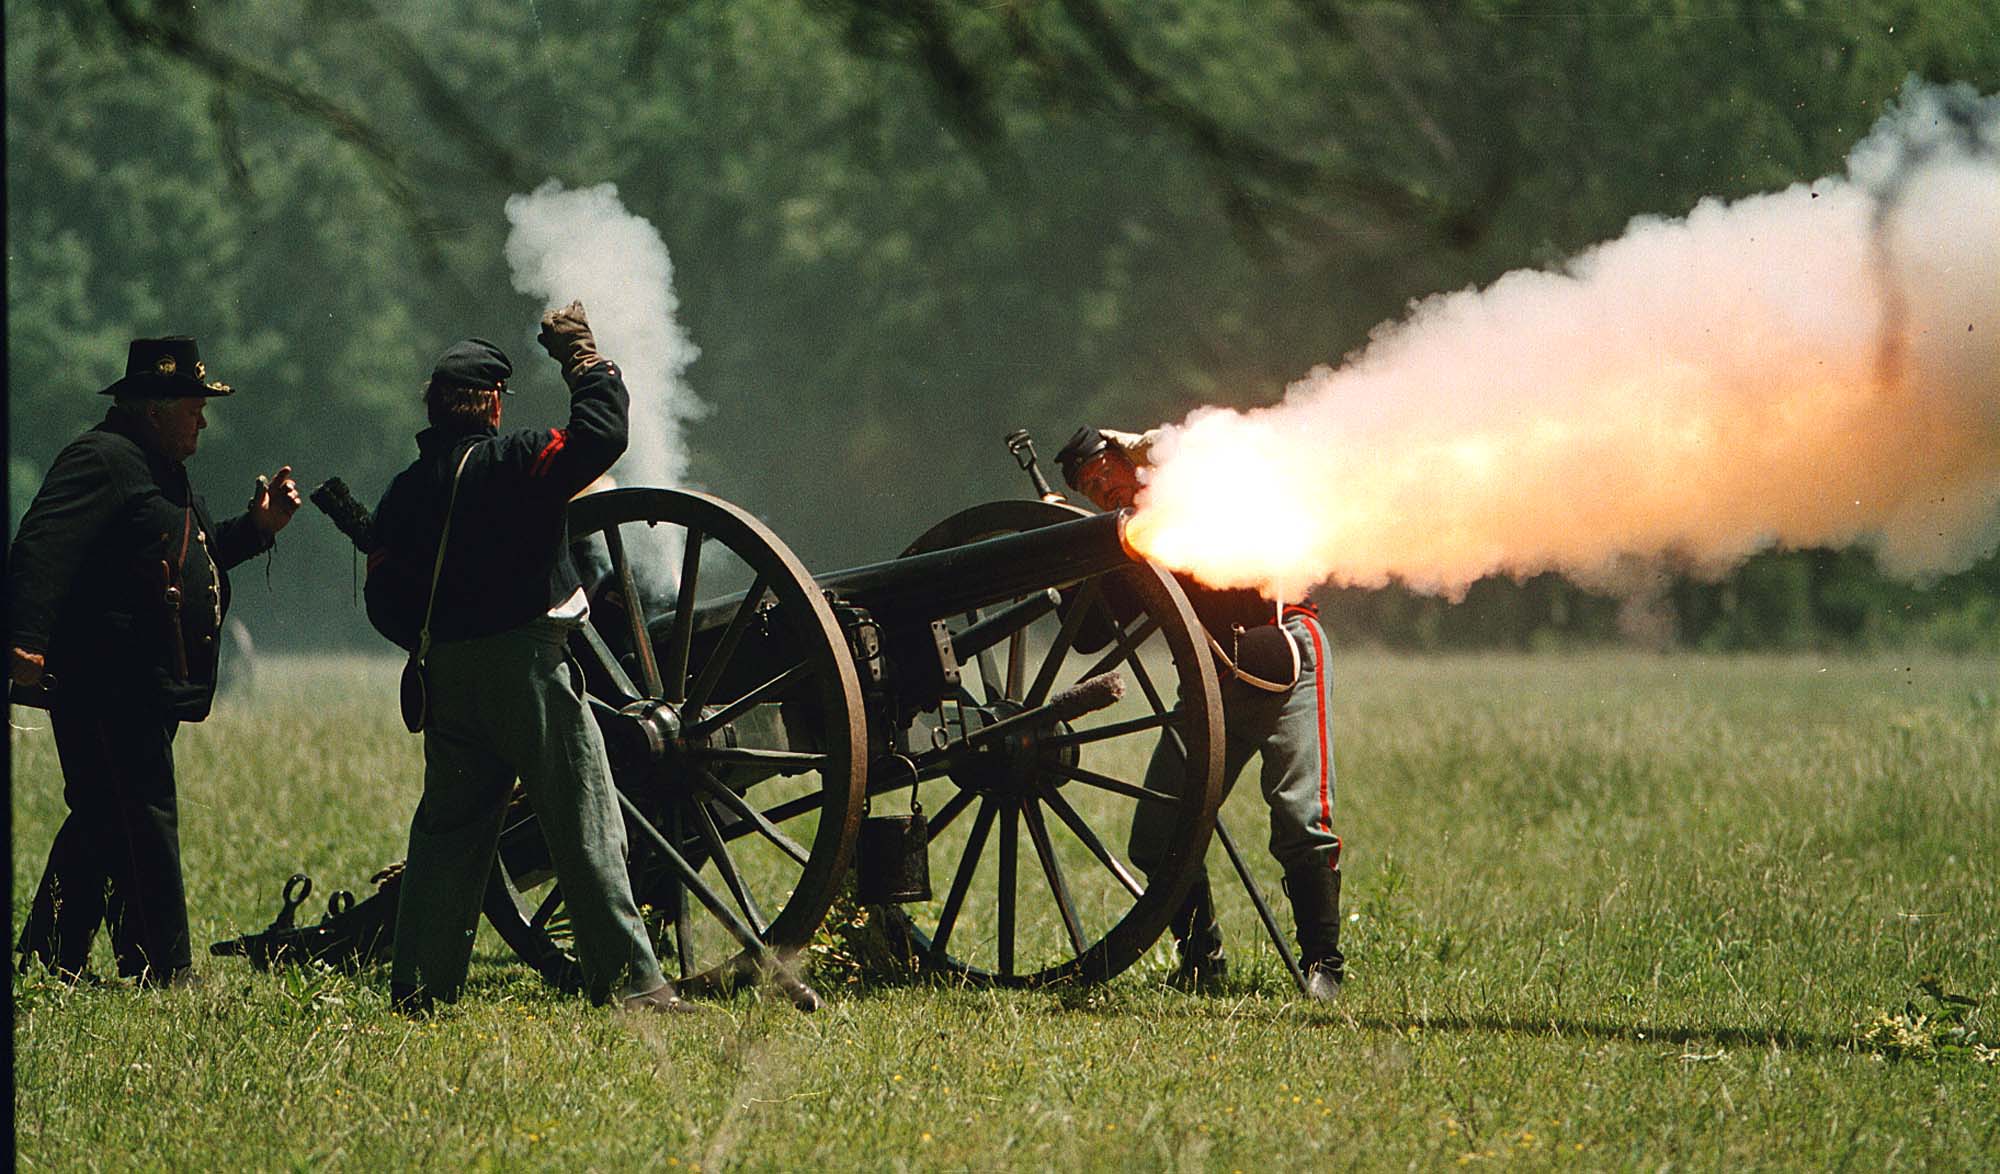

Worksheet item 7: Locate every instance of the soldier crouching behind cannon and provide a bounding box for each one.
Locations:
[367,306,689,1016]
[1057,427,1345,1000]
[11,336,301,987]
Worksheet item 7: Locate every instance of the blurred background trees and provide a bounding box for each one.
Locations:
[8,0,1998,652]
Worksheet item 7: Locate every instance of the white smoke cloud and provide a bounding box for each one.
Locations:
[503,180,705,493]
[1128,81,2000,601]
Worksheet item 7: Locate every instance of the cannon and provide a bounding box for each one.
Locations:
[220,436,1228,997]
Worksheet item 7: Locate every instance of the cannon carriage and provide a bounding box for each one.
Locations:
[220,440,1236,1000]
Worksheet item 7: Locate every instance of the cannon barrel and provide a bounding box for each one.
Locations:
[679,507,1134,638]
[812,507,1134,626]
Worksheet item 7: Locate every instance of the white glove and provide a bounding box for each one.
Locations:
[1100,427,1162,466]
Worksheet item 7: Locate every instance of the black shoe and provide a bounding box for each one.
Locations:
[620,981,699,1015]
[771,969,823,1013]
[1301,959,1343,1002]
[1167,943,1228,993]
[132,965,201,990]
[24,963,107,988]
[1162,872,1225,992]
[1284,861,1345,1003]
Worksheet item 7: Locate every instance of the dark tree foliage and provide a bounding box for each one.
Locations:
[7,0,1998,651]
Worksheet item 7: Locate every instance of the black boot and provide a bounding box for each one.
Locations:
[1284,862,1344,1002]
[1166,872,1226,991]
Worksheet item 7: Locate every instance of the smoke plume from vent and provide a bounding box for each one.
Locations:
[503,181,704,493]
[1126,82,2000,601]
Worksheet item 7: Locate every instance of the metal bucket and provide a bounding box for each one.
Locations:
[855,807,931,904]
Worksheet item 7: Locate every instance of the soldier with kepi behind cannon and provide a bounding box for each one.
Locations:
[366,306,696,1015]
[1057,425,1345,1000]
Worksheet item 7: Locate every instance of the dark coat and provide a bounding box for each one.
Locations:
[10,410,273,720]
[370,362,629,646]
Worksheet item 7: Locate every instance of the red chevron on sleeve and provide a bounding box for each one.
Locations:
[529,428,567,477]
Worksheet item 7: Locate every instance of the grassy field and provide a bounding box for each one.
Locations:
[12,652,1998,1170]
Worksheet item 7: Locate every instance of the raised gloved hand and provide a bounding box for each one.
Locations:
[1099,427,1161,466]
[537,300,605,381]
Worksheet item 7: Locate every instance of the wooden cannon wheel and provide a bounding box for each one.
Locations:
[877,499,1225,986]
[483,488,867,999]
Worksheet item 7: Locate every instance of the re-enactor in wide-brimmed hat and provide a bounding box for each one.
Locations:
[11,335,302,987]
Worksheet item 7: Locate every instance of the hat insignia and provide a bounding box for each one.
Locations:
[194,360,206,380]
[156,355,177,376]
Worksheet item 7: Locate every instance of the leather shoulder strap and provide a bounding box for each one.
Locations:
[415,440,481,660]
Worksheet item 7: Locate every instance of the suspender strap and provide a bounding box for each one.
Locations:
[415,440,480,662]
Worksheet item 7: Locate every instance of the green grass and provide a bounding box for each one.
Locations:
[13,653,1999,1170]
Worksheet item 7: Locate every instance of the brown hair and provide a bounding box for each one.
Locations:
[425,380,502,428]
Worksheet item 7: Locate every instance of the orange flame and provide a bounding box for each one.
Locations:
[1122,92,2000,600]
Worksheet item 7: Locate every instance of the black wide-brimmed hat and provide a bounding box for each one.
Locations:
[100,336,234,397]
[429,338,514,394]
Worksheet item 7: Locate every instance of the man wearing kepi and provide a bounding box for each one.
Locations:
[1058,426,1345,1001]
[11,336,301,986]
[372,303,683,1014]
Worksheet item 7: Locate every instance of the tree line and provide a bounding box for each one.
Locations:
[1317,544,2000,653]
[7,1,1998,652]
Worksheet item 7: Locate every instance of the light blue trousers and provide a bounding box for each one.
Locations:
[391,615,665,1003]
[1130,613,1341,876]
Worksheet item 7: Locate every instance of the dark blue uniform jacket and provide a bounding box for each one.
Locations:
[371,362,629,645]
[9,411,273,720]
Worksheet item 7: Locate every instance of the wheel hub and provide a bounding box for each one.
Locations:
[948,700,1080,796]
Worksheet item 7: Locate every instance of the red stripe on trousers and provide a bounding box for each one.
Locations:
[1298,611,1336,868]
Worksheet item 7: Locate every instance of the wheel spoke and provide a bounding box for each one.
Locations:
[687,794,768,936]
[1038,788,1145,900]
[684,572,769,717]
[618,792,768,957]
[602,523,665,698]
[756,790,826,828]
[925,788,976,839]
[998,800,1020,978]
[1078,615,1160,685]
[1022,800,1086,958]
[1025,581,1101,707]
[1005,629,1026,701]
[1040,708,1180,750]
[693,769,811,866]
[529,882,565,931]
[1045,762,1178,806]
[1122,630,1173,720]
[666,805,695,977]
[685,661,814,740]
[931,799,995,959]
[662,528,704,701]
[574,619,642,703]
